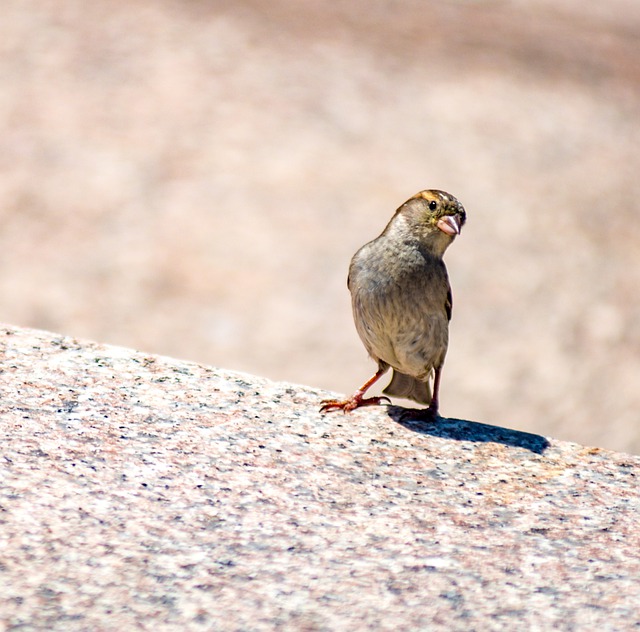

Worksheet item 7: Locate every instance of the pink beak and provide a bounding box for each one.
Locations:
[436,214,462,236]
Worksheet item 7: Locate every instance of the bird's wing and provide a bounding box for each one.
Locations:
[445,285,453,321]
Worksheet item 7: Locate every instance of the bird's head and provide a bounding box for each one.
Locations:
[389,189,466,257]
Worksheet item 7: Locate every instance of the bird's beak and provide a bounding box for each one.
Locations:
[436,214,462,236]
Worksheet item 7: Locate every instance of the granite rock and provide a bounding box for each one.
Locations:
[0,325,638,630]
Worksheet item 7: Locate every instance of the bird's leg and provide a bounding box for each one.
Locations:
[425,366,442,417]
[320,367,391,413]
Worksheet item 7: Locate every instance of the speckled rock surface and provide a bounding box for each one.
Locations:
[0,325,639,631]
[2,0,640,454]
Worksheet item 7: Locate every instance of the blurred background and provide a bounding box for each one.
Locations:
[1,0,639,452]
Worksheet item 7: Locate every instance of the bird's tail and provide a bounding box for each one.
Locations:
[383,369,432,405]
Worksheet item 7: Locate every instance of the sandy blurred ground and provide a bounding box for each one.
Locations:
[1,0,639,452]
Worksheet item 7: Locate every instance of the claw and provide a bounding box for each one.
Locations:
[320,395,391,414]
[422,404,440,420]
[320,367,391,414]
[424,398,439,419]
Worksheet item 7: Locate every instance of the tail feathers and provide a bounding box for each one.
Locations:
[383,370,432,405]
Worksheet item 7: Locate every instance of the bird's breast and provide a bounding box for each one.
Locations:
[349,242,451,374]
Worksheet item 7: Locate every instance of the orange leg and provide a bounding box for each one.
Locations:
[320,367,391,413]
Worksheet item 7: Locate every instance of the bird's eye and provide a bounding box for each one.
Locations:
[429,200,438,211]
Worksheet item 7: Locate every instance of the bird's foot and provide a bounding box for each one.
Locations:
[421,401,440,420]
[395,404,440,424]
[320,393,391,413]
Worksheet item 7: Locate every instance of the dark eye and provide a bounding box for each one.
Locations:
[429,200,438,211]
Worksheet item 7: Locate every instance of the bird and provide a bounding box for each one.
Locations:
[320,189,466,417]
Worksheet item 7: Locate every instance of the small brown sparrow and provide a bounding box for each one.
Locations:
[321,189,466,417]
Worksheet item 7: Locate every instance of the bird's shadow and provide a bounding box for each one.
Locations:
[387,406,550,454]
